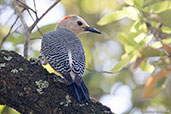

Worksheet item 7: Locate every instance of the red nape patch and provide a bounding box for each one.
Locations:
[59,15,72,23]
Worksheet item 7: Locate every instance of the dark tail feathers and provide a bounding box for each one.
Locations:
[70,81,90,103]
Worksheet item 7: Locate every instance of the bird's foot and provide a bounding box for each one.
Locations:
[30,57,42,66]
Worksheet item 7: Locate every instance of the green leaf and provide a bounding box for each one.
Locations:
[118,33,141,50]
[31,24,56,38]
[151,21,171,34]
[156,77,166,89]
[144,1,171,13]
[0,25,10,37]
[162,26,171,34]
[158,10,171,28]
[130,20,141,33]
[125,0,144,8]
[134,0,144,8]
[123,6,139,20]
[139,59,155,73]
[0,0,4,4]
[145,34,153,44]
[151,37,171,48]
[163,37,171,44]
[97,10,126,25]
[124,45,134,54]
[140,47,165,57]
[131,20,147,34]
[125,0,134,5]
[5,33,25,47]
[134,33,146,43]
[112,55,131,72]
[97,6,139,25]
[0,105,5,113]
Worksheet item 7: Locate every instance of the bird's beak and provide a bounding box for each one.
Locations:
[83,27,101,34]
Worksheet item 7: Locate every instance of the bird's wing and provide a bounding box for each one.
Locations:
[41,29,71,74]
[68,38,85,85]
[41,28,85,85]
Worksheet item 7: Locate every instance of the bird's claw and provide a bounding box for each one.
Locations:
[30,57,42,66]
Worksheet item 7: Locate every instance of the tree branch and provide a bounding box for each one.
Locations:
[0,50,114,114]
[29,0,61,32]
[0,10,23,49]
[16,0,36,13]
[11,0,61,59]
[26,9,43,36]
[13,0,30,59]
[33,0,38,19]
[86,68,118,74]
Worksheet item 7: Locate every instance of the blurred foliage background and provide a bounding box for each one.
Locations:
[0,0,171,114]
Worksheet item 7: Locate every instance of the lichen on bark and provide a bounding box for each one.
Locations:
[0,50,114,114]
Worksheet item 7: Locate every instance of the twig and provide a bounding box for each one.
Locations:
[25,0,61,58]
[13,24,23,33]
[16,0,36,13]
[29,0,61,31]
[33,0,38,19]
[13,0,31,58]
[5,11,17,25]
[86,67,119,74]
[31,0,44,36]
[27,9,43,36]
[14,0,61,59]
[13,4,28,29]
[26,0,61,58]
[153,23,162,41]
[30,38,42,40]
[0,9,24,49]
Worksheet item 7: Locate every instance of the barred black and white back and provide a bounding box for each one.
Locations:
[40,27,85,85]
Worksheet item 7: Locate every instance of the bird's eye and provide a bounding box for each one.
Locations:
[77,21,83,26]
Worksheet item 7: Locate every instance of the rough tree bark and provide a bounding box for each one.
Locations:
[0,50,114,114]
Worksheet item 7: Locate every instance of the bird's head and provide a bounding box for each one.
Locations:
[57,14,101,35]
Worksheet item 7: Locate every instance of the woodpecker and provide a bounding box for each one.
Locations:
[39,14,101,103]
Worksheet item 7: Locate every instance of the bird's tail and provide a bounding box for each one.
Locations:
[70,80,90,103]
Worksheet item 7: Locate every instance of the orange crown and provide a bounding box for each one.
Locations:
[59,15,72,23]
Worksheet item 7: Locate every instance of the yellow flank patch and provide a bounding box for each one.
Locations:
[42,64,62,76]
